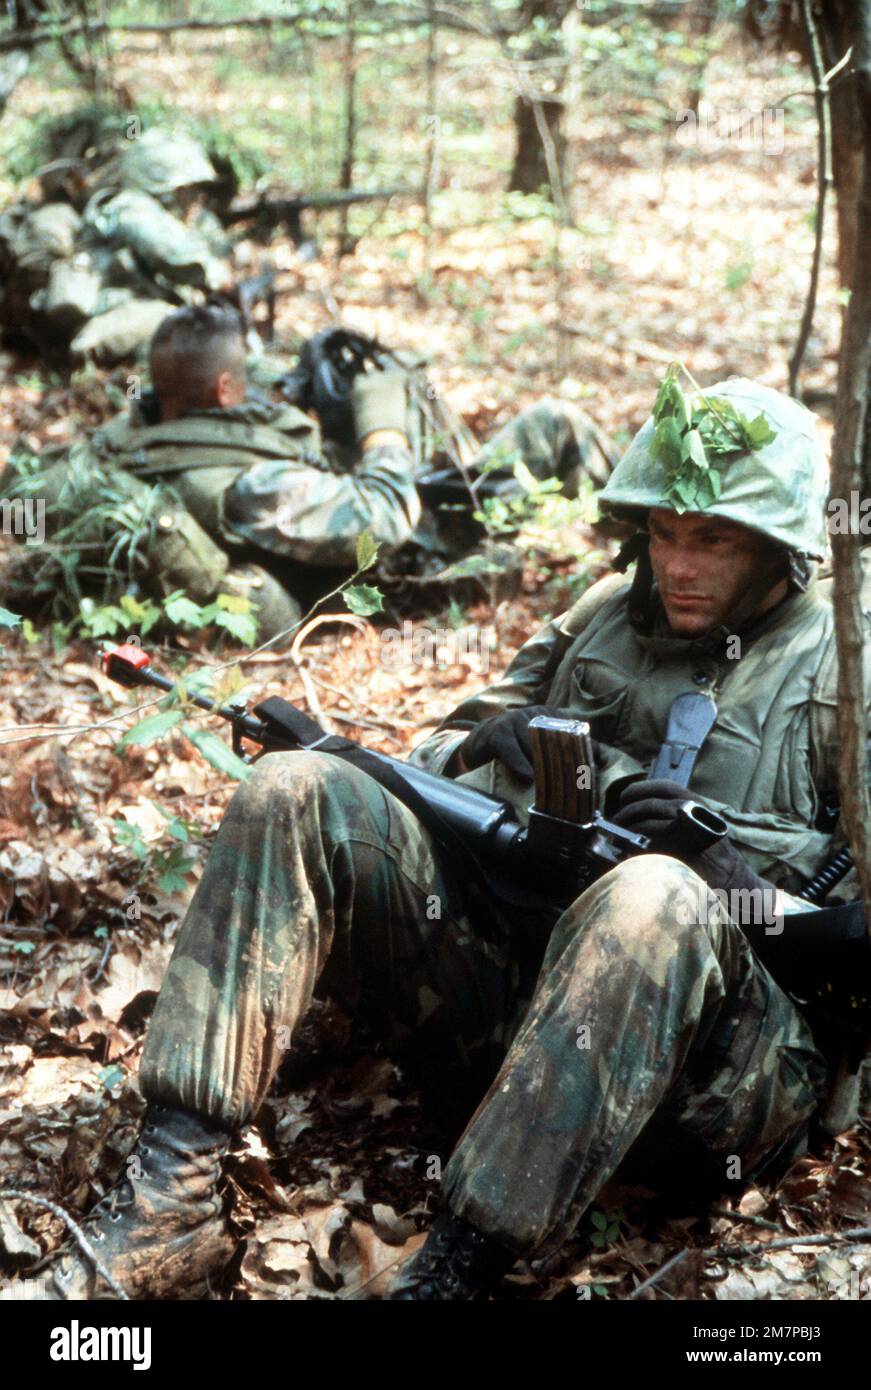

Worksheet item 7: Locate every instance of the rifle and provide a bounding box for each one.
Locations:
[102,646,869,1054]
[223,186,413,244]
[102,645,723,903]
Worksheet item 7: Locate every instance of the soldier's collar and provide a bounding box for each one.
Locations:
[178,400,283,426]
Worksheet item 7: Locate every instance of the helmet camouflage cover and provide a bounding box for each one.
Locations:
[599,375,829,562]
[120,128,218,197]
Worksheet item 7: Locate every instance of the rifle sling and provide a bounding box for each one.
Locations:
[649,691,718,785]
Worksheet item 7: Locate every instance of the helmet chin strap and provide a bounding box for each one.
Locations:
[615,532,792,653]
[615,532,656,630]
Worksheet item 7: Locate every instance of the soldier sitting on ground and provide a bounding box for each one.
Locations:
[5,374,867,1301]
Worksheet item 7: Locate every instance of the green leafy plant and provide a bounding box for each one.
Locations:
[5,940,35,958]
[78,594,162,640]
[502,190,557,223]
[343,532,384,617]
[589,1206,624,1250]
[472,450,594,546]
[2,446,166,614]
[75,589,259,647]
[109,530,384,782]
[114,669,254,784]
[651,363,776,513]
[111,803,204,895]
[446,598,467,631]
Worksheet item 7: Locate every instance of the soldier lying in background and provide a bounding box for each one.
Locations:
[6,305,614,638]
[88,302,423,635]
[0,126,230,366]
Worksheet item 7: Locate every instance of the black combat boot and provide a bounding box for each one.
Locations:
[387,1209,513,1300]
[0,1105,235,1301]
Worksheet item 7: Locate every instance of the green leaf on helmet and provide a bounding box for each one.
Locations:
[680,428,708,469]
[672,476,699,511]
[694,473,719,509]
[653,369,688,433]
[652,415,683,471]
[696,405,740,456]
[650,365,778,512]
[742,411,777,449]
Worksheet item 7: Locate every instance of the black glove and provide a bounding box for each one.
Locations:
[612,779,771,913]
[460,706,577,783]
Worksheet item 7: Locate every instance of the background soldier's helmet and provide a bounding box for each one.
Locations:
[121,128,219,199]
[599,377,829,563]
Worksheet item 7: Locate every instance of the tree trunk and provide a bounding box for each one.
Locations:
[685,0,722,115]
[508,0,572,196]
[788,0,833,397]
[830,0,871,940]
[338,0,358,254]
[830,106,862,290]
[421,0,439,286]
[817,3,864,289]
[0,49,29,119]
[509,94,566,194]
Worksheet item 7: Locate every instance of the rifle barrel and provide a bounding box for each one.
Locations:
[102,644,524,861]
[103,645,268,743]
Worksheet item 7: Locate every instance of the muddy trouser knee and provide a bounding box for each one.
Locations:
[139,751,524,1129]
[442,855,828,1256]
[472,399,613,496]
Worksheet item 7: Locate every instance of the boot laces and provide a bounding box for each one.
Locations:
[403,1222,488,1294]
[88,1174,137,1228]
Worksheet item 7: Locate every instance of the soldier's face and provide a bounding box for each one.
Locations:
[647,508,786,636]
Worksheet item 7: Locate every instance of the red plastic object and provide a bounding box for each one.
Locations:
[103,644,151,686]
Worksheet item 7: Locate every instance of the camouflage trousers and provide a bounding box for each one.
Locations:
[139,752,827,1254]
[472,397,613,496]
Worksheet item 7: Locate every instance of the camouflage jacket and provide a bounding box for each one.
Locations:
[411,568,871,904]
[88,399,421,568]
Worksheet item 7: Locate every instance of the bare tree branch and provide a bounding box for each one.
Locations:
[788,0,835,398]
[0,6,487,55]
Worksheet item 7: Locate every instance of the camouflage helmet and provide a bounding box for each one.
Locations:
[121,128,218,198]
[599,377,829,562]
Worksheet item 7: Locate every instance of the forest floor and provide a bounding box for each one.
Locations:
[0,32,868,1300]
